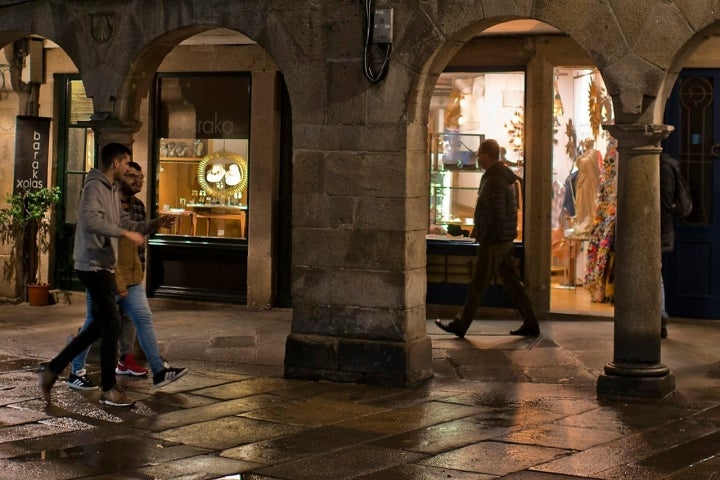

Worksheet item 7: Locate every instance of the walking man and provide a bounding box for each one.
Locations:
[38,143,173,407]
[436,139,540,338]
[67,162,187,391]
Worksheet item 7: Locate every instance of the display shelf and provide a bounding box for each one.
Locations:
[159,156,203,163]
[428,132,485,229]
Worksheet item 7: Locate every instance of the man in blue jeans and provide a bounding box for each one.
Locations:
[38,144,178,407]
[68,161,147,390]
[67,162,187,391]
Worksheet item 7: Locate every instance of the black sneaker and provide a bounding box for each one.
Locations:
[67,370,98,390]
[153,367,188,389]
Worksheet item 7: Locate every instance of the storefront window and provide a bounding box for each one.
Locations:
[428,71,525,241]
[551,67,615,302]
[155,74,251,239]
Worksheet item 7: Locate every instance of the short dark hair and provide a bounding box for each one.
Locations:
[100,143,132,170]
[478,139,500,161]
[127,161,142,172]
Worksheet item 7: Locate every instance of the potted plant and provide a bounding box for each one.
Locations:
[0,187,61,305]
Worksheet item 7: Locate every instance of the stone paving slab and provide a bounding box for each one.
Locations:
[0,301,720,479]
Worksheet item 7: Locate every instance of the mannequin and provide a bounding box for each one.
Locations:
[572,138,601,233]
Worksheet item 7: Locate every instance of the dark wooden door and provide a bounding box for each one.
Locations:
[663,69,720,318]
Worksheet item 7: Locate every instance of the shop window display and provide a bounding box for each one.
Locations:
[551,67,616,304]
[155,74,251,239]
[428,71,525,241]
[157,138,248,237]
[426,71,526,304]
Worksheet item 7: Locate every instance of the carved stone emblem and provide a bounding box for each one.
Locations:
[91,12,115,43]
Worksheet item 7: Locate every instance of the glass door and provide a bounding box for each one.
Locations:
[53,75,95,290]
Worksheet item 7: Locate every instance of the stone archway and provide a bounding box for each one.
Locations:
[0,33,85,302]
[108,27,288,309]
[400,3,703,398]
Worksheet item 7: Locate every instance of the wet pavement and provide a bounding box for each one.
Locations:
[1,298,720,479]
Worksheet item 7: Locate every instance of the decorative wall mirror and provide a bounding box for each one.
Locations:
[196,149,249,200]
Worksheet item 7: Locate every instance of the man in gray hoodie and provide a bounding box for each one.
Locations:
[38,143,172,407]
[436,139,540,338]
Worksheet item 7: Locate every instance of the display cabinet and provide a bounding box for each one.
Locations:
[428,132,484,235]
[157,138,248,238]
[426,131,525,306]
[426,239,523,306]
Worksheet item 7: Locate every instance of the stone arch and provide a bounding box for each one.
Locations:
[0,30,85,301]
[405,1,720,130]
[405,6,617,126]
[0,1,298,127]
[656,20,720,123]
[404,12,614,313]
[115,26,216,122]
[114,21,299,124]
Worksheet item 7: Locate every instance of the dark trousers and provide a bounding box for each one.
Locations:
[456,241,538,329]
[48,269,120,391]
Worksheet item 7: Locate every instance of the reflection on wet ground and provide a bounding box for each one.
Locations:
[1,301,720,479]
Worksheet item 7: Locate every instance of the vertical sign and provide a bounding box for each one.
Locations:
[14,116,51,194]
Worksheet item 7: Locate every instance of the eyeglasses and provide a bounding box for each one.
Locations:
[125,174,144,181]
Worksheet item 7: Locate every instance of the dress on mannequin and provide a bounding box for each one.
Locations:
[572,138,601,233]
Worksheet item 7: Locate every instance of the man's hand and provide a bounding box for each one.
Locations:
[159,214,176,228]
[122,230,145,246]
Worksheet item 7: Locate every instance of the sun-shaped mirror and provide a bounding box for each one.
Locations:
[196,149,248,200]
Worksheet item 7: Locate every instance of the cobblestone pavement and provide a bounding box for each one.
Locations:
[1,299,720,479]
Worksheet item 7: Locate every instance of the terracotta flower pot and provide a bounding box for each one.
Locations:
[27,284,50,306]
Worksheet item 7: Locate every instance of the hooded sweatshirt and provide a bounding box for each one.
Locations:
[73,168,156,272]
[472,161,519,245]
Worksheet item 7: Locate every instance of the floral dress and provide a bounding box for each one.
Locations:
[584,138,618,303]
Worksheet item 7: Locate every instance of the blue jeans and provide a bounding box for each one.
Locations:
[71,284,165,376]
[71,293,135,374]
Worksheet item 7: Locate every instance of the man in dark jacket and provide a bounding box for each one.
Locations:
[436,139,540,337]
[659,153,678,339]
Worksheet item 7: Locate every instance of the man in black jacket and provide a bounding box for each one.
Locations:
[436,139,540,337]
[659,153,679,339]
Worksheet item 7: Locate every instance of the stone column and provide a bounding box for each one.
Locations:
[247,71,280,309]
[87,119,142,150]
[284,122,433,388]
[597,124,675,400]
[523,53,554,313]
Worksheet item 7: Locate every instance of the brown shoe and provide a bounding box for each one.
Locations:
[435,319,468,338]
[38,362,57,402]
[99,386,135,407]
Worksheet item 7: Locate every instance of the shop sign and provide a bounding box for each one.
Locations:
[13,116,51,194]
[157,74,250,140]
